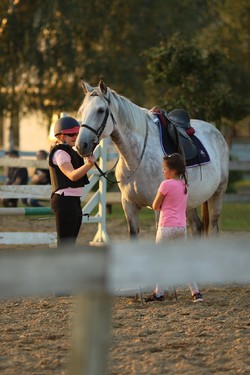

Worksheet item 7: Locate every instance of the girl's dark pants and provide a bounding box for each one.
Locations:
[51,194,82,247]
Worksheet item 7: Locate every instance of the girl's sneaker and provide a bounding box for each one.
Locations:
[144,293,165,302]
[192,292,203,303]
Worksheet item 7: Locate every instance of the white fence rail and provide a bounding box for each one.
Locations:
[229,160,250,171]
[0,184,52,199]
[0,238,249,374]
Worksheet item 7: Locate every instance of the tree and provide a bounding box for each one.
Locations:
[197,0,250,111]
[0,0,210,121]
[0,0,39,145]
[0,0,248,148]
[144,34,246,130]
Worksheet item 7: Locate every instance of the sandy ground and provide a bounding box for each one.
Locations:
[0,215,250,374]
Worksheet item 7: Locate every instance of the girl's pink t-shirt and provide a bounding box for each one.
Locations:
[158,179,188,227]
[52,149,83,196]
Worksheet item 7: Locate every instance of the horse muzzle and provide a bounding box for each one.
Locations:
[75,138,96,157]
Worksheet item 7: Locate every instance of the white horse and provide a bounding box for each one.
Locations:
[76,78,229,238]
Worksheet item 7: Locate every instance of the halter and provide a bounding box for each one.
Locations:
[80,90,149,184]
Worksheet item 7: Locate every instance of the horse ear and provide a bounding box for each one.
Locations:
[99,77,107,95]
[80,77,92,94]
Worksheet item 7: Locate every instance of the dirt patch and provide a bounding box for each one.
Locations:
[0,215,250,374]
[110,285,250,375]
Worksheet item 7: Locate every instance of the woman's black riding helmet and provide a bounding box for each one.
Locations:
[54,116,80,136]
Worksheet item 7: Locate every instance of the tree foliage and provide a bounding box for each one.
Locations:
[0,0,210,116]
[199,0,250,94]
[144,34,245,127]
[198,0,250,117]
[0,0,249,144]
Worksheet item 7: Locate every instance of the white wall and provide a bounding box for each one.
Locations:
[2,111,57,153]
[19,112,51,152]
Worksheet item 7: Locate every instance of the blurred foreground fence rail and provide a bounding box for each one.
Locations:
[0,238,249,374]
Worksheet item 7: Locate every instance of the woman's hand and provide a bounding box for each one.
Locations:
[85,155,96,166]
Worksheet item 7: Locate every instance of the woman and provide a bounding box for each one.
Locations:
[49,116,96,247]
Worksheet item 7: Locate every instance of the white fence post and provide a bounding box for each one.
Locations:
[69,246,111,375]
[90,139,109,244]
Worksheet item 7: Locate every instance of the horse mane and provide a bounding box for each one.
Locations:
[110,90,150,136]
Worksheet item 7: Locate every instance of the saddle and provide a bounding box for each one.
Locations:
[152,108,198,161]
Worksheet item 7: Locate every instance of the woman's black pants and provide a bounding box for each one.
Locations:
[51,194,82,247]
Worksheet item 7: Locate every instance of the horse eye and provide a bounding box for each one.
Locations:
[97,108,105,114]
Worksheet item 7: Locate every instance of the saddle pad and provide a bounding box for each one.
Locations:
[154,117,211,168]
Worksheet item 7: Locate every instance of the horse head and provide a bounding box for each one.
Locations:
[76,78,116,157]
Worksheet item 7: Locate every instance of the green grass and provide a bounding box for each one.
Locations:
[234,179,250,189]
[220,202,250,231]
[107,204,155,228]
[233,180,250,194]
[17,199,249,232]
[107,202,250,232]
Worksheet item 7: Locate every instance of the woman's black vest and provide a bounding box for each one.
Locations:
[49,144,89,194]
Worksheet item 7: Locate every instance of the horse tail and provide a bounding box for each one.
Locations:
[201,201,209,236]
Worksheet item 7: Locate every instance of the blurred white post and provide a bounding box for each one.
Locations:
[70,246,111,375]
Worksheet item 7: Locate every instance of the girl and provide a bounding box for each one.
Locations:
[49,116,96,247]
[148,153,203,302]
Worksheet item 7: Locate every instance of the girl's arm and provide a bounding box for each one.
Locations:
[152,191,165,210]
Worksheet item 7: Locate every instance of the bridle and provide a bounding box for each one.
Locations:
[80,90,149,184]
[80,90,115,146]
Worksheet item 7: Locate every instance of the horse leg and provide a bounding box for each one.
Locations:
[201,201,209,237]
[121,198,140,239]
[207,185,227,236]
[186,208,202,237]
[204,174,228,236]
